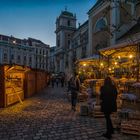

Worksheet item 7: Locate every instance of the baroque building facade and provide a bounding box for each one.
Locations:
[48,46,56,73]
[54,10,89,75]
[68,20,89,74]
[52,0,140,75]
[55,10,76,73]
[0,35,50,71]
[88,0,138,55]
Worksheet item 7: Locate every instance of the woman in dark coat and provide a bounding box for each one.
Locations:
[100,77,118,139]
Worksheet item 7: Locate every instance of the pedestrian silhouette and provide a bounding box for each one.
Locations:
[69,74,80,111]
[51,78,55,88]
[100,77,118,139]
[61,77,64,87]
[55,78,59,87]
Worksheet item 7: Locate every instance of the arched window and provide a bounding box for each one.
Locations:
[94,17,107,32]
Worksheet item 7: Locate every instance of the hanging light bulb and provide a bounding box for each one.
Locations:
[129,54,133,59]
[83,63,86,66]
[100,63,103,66]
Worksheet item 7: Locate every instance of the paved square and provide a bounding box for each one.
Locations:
[0,86,139,140]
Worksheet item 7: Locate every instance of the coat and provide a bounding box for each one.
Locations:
[69,77,80,99]
[100,85,118,114]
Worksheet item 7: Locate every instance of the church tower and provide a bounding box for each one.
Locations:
[55,9,76,73]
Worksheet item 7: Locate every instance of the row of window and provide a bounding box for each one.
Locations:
[3,53,32,65]
[57,19,72,27]
[36,48,48,55]
[36,64,47,69]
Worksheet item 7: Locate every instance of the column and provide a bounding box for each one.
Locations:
[88,17,93,57]
[110,0,120,45]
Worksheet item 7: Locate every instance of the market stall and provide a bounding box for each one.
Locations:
[99,43,140,82]
[76,55,107,81]
[99,43,140,136]
[76,56,105,117]
[0,65,30,107]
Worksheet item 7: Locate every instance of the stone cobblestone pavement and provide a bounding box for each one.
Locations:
[0,86,139,140]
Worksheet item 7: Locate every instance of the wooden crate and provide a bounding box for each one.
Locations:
[93,105,104,118]
[122,100,140,111]
[121,120,140,136]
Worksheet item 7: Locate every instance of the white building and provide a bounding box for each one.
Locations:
[28,38,50,71]
[0,35,35,68]
[0,35,50,71]
[48,46,56,73]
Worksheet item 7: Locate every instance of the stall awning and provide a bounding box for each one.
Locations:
[76,55,99,64]
[99,42,138,57]
[5,65,30,74]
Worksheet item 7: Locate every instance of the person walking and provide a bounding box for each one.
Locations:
[51,77,55,88]
[100,77,118,139]
[55,78,59,87]
[61,77,64,87]
[69,74,80,111]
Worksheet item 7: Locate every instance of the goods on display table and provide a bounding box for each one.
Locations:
[119,109,140,136]
[79,79,104,117]
[117,81,140,136]
[78,83,88,102]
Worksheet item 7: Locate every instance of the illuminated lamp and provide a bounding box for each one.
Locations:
[115,62,117,65]
[129,54,133,59]
[100,63,103,66]
[13,40,16,44]
[118,56,121,59]
[83,63,86,66]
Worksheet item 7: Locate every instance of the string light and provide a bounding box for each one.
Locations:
[118,56,121,59]
[100,63,103,66]
[129,54,133,59]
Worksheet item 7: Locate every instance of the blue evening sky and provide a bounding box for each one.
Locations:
[0,0,96,46]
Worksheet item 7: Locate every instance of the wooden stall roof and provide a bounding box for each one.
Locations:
[75,55,99,64]
[99,42,137,57]
[5,65,30,74]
